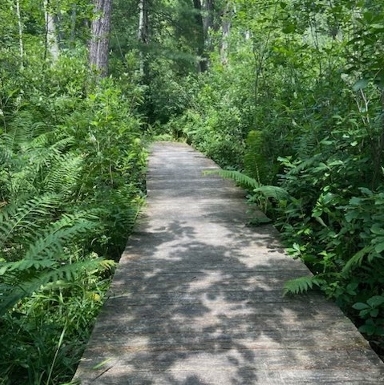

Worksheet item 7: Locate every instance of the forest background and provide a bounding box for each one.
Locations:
[1,0,384,383]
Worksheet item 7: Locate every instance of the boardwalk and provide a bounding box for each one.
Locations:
[74,142,384,384]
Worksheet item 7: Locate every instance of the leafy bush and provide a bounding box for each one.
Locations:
[168,0,384,353]
[0,52,147,384]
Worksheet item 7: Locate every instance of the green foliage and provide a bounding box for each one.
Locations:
[205,169,260,190]
[0,35,146,385]
[0,252,112,385]
[4,0,384,379]
[0,1,149,383]
[353,296,384,336]
[244,130,274,184]
[165,0,384,351]
[283,275,321,296]
[0,195,111,316]
[205,169,289,215]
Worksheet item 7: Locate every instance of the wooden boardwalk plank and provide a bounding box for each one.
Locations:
[74,142,384,384]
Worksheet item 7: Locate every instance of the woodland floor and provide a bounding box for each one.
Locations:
[74,142,384,384]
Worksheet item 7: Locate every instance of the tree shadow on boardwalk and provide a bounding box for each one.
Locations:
[75,142,384,384]
[79,219,375,384]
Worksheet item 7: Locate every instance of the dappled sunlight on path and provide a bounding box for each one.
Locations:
[74,142,384,384]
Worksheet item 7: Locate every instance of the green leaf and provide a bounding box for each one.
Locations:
[374,242,384,253]
[371,225,384,235]
[314,216,328,227]
[352,302,370,310]
[349,197,362,206]
[352,79,369,91]
[367,296,384,308]
[370,308,379,317]
[282,23,296,34]
[345,210,359,222]
[359,321,377,335]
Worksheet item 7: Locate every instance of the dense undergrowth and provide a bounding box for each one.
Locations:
[0,50,147,384]
[160,0,384,357]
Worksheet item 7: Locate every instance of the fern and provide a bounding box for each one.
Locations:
[0,193,104,316]
[23,219,95,262]
[283,275,321,296]
[294,128,320,159]
[254,185,289,200]
[44,153,83,195]
[342,245,374,274]
[0,194,60,251]
[204,169,289,202]
[0,257,115,316]
[2,125,77,197]
[204,169,260,189]
[244,130,266,184]
[0,133,14,164]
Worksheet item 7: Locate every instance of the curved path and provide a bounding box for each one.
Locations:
[74,142,384,384]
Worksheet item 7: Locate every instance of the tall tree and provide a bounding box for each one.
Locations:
[202,0,215,40]
[192,0,207,72]
[89,0,112,76]
[138,0,150,76]
[44,0,60,62]
[220,1,232,65]
[15,0,24,68]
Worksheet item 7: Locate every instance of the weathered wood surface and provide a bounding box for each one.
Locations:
[74,142,384,384]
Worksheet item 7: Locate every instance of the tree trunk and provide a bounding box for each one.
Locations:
[44,0,60,62]
[15,0,24,69]
[89,0,112,76]
[193,0,207,72]
[202,0,215,52]
[69,4,77,47]
[202,0,214,36]
[138,0,150,77]
[220,2,232,66]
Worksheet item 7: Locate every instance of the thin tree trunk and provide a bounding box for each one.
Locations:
[89,0,112,76]
[15,0,24,69]
[138,0,150,77]
[202,0,215,52]
[202,0,214,36]
[220,3,231,66]
[44,0,60,62]
[193,0,207,72]
[70,4,77,47]
[371,91,384,188]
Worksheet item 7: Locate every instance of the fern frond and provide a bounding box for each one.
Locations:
[244,130,266,183]
[204,169,260,190]
[287,154,322,175]
[11,133,76,195]
[44,153,83,194]
[342,245,373,274]
[254,185,289,200]
[204,169,290,202]
[49,136,75,152]
[283,275,320,296]
[294,129,320,158]
[3,258,56,274]
[23,218,96,262]
[0,258,114,316]
[8,110,37,142]
[0,212,97,276]
[0,194,60,250]
[0,133,14,163]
